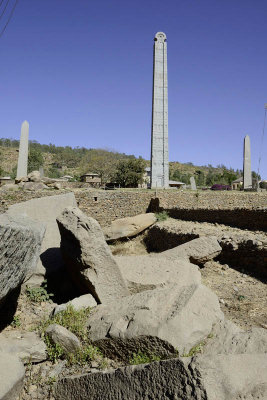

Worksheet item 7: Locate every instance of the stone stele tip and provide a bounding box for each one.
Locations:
[155,32,167,42]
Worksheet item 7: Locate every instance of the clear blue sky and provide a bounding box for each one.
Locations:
[0,0,266,177]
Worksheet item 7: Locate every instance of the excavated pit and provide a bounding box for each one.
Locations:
[143,219,267,282]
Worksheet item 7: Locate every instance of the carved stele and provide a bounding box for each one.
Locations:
[16,121,29,179]
[243,135,252,190]
[150,32,169,188]
[190,177,197,190]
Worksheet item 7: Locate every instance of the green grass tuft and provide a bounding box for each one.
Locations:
[155,211,168,222]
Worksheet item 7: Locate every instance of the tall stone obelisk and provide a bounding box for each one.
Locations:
[16,121,29,179]
[150,32,169,188]
[243,134,252,190]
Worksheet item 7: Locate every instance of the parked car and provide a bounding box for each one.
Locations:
[211,184,231,191]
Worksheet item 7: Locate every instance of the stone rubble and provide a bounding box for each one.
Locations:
[0,202,265,400]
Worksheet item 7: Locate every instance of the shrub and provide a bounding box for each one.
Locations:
[38,305,91,341]
[11,315,21,328]
[26,280,53,303]
[37,305,106,367]
[129,351,161,365]
[155,211,168,221]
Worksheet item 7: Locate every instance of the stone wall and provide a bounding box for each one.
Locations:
[75,190,267,231]
[0,188,266,231]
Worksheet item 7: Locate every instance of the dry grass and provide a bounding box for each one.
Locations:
[109,234,148,256]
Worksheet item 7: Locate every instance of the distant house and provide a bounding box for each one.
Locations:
[139,167,151,188]
[231,177,243,190]
[169,180,186,189]
[80,172,101,187]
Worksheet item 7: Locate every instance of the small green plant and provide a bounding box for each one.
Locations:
[182,342,205,357]
[46,376,57,397]
[26,280,53,303]
[237,295,246,301]
[129,351,161,365]
[155,211,168,222]
[67,344,102,366]
[11,315,21,328]
[38,305,91,341]
[37,305,107,367]
[45,336,64,363]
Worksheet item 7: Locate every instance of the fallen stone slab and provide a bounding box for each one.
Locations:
[52,294,97,316]
[7,193,77,284]
[160,236,222,264]
[191,353,267,400]
[55,357,205,400]
[115,254,201,294]
[22,181,48,191]
[27,170,41,182]
[0,352,25,400]
[203,320,267,355]
[0,331,47,363]
[45,324,81,354]
[104,213,157,241]
[57,207,129,304]
[55,353,267,400]
[0,213,45,304]
[87,283,223,358]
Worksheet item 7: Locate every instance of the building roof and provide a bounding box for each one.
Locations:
[232,177,243,183]
[81,172,100,177]
[169,180,186,185]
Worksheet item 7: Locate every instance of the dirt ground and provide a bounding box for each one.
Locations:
[201,260,267,330]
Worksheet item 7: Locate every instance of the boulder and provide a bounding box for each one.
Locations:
[104,213,157,241]
[45,324,81,354]
[15,176,28,184]
[0,183,19,192]
[7,193,77,284]
[53,182,61,190]
[203,320,267,355]
[55,357,204,400]
[161,236,222,264]
[55,354,267,400]
[56,207,129,304]
[22,181,48,191]
[27,170,41,182]
[87,283,223,358]
[0,331,47,363]
[0,213,45,304]
[52,294,97,316]
[115,254,201,294]
[42,177,57,184]
[0,352,25,400]
[191,353,267,400]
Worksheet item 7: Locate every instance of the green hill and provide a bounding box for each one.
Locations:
[0,138,246,186]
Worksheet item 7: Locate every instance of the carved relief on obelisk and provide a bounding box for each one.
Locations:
[150,32,169,188]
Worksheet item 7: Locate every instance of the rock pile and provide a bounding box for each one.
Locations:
[15,170,63,191]
[0,203,266,400]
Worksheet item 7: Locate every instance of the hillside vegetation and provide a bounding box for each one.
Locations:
[0,138,248,186]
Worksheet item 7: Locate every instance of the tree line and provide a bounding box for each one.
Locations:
[0,138,261,187]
